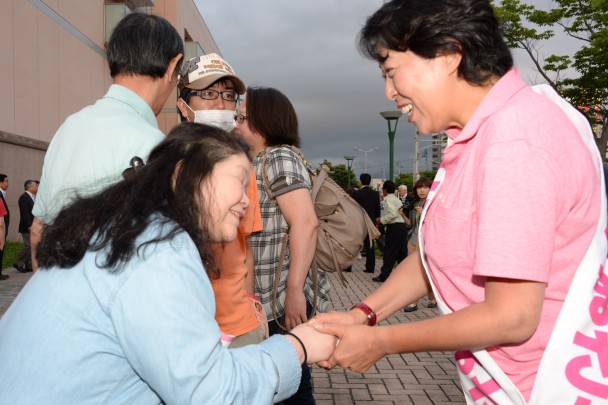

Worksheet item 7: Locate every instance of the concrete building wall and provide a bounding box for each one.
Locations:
[0,0,219,242]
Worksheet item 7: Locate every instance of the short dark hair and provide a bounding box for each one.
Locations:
[37,123,249,279]
[107,12,183,79]
[24,180,36,190]
[360,173,372,185]
[0,174,6,182]
[382,180,396,194]
[358,0,513,86]
[245,87,300,148]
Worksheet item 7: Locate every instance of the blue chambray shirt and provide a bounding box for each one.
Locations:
[0,219,301,404]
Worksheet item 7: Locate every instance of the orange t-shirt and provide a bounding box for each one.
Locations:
[211,169,262,336]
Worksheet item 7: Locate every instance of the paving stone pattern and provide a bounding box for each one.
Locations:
[0,258,466,404]
[314,258,465,404]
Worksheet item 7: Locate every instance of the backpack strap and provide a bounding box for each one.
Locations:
[270,234,320,331]
[260,146,277,205]
[260,145,307,204]
[271,233,289,331]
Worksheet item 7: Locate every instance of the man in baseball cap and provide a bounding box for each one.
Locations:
[176,53,245,131]
[176,54,266,349]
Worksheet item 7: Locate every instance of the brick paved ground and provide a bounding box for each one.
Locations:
[0,266,32,317]
[312,257,465,405]
[0,258,466,404]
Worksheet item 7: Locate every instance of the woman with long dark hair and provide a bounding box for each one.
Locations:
[0,123,335,404]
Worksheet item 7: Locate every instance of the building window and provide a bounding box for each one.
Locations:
[184,30,205,62]
[104,3,132,44]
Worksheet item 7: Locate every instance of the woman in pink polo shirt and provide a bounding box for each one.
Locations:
[312,0,607,403]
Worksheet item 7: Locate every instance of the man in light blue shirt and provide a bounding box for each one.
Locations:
[30,12,183,270]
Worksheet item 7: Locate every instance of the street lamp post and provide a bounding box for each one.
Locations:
[344,155,355,189]
[353,146,379,173]
[413,131,420,183]
[380,110,402,181]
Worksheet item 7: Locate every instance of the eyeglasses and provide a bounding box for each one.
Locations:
[186,89,239,102]
[234,114,248,124]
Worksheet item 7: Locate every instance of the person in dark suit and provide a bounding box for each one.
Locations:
[15,180,38,272]
[354,173,381,273]
[0,174,10,280]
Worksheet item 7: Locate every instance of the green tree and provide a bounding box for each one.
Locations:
[492,0,608,155]
[394,170,438,194]
[395,173,414,191]
[318,160,357,190]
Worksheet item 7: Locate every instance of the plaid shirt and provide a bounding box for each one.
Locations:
[252,147,330,321]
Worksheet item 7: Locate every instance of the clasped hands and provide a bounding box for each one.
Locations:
[290,310,385,372]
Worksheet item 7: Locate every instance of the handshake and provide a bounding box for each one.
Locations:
[286,310,383,373]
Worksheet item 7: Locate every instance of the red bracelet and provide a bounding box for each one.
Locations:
[350,303,377,326]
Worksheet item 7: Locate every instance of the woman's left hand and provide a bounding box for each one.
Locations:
[311,322,386,372]
[284,289,308,330]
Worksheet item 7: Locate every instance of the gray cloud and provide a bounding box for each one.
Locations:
[195,0,571,179]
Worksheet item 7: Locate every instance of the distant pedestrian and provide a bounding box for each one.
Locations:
[0,174,10,280]
[403,178,436,311]
[354,173,381,273]
[397,184,414,221]
[372,180,407,282]
[0,203,6,281]
[14,180,38,273]
[30,12,183,271]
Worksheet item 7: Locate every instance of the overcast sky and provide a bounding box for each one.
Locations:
[195,0,574,180]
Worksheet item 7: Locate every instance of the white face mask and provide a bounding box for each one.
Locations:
[182,101,236,132]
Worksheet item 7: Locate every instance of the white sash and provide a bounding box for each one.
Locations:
[418,84,608,404]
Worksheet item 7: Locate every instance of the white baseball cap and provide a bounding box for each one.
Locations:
[178,53,245,94]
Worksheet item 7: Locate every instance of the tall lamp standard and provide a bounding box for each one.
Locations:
[380,110,403,181]
[353,146,379,173]
[344,155,355,189]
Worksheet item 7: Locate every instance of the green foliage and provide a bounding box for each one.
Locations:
[319,160,357,190]
[493,0,608,155]
[2,241,22,269]
[394,170,438,193]
[395,173,414,190]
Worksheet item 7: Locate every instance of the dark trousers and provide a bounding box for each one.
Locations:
[363,235,375,272]
[378,223,408,280]
[268,301,316,405]
[15,233,32,270]
[0,227,6,274]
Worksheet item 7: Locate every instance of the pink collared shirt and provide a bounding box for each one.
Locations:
[422,69,601,400]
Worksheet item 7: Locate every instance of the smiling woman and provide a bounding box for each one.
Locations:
[0,122,337,404]
[204,153,250,242]
[311,0,607,403]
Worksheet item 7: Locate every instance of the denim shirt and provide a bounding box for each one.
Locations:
[0,219,301,404]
